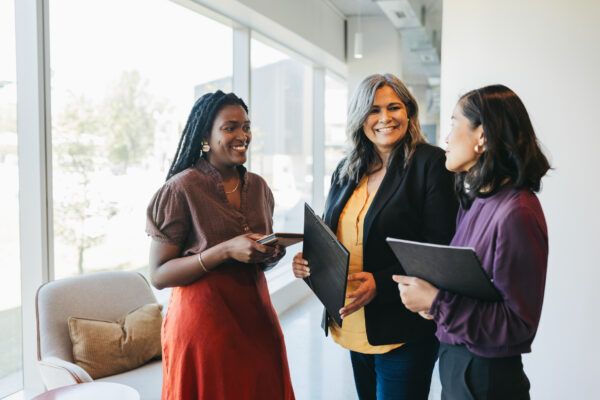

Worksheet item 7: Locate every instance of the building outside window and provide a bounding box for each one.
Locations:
[248,37,313,276]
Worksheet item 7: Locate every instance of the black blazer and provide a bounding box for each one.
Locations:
[321,143,458,345]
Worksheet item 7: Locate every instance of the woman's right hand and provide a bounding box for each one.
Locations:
[292,252,310,278]
[224,233,275,264]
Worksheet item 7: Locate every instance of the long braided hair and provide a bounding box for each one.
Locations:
[166,90,248,181]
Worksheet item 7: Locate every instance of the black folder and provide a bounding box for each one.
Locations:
[386,238,502,301]
[302,203,350,326]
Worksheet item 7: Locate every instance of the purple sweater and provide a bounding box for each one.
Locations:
[430,185,548,357]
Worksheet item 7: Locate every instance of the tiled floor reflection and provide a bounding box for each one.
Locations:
[279,295,358,400]
[279,295,442,400]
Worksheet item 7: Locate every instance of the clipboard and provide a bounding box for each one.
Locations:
[302,203,350,326]
[386,237,502,301]
[257,233,303,247]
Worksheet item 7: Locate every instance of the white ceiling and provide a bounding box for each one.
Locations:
[327,0,443,115]
[328,0,442,19]
[327,0,385,17]
[328,0,442,89]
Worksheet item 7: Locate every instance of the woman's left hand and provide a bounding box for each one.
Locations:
[392,275,439,314]
[339,272,377,319]
[418,311,434,320]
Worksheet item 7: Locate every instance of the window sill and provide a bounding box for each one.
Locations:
[266,263,312,315]
[3,390,23,400]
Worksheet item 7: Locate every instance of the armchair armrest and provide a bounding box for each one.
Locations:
[38,356,93,390]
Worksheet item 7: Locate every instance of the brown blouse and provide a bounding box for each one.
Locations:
[145,159,295,399]
[146,158,274,258]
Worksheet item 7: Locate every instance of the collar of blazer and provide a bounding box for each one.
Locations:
[325,152,408,242]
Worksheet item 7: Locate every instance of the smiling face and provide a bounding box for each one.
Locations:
[445,102,485,172]
[206,104,251,171]
[362,85,409,156]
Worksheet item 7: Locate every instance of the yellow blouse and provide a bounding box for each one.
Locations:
[329,175,403,354]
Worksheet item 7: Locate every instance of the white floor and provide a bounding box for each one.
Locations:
[279,294,358,400]
[279,295,442,400]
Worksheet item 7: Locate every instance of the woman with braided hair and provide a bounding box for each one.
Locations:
[146,91,295,399]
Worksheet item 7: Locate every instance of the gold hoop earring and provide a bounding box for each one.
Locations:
[201,141,210,156]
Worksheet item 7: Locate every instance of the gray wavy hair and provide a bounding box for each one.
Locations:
[339,73,427,183]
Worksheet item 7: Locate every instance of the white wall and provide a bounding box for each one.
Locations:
[440,1,600,398]
[347,16,402,96]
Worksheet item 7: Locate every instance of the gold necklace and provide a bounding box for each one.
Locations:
[224,179,240,194]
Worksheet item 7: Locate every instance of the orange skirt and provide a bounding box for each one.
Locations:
[161,264,295,400]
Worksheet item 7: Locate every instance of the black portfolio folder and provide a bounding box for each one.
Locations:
[302,203,350,326]
[386,238,502,301]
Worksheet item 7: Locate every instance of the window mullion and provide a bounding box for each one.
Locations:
[312,67,325,214]
[15,0,53,396]
[233,25,250,168]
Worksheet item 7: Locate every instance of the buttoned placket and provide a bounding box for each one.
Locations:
[198,159,251,235]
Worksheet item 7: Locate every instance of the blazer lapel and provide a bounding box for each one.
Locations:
[324,179,357,234]
[363,157,406,242]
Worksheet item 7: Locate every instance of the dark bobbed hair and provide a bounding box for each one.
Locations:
[166,90,248,181]
[339,73,427,183]
[456,84,550,208]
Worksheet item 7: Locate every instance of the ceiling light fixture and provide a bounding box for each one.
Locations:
[354,32,363,59]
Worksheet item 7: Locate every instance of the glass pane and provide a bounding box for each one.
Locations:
[0,0,23,396]
[250,38,312,274]
[50,0,233,279]
[324,74,347,195]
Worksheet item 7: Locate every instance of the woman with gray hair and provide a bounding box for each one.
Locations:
[293,73,457,399]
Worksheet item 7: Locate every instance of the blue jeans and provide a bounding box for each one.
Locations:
[350,338,439,400]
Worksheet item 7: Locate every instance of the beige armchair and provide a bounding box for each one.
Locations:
[35,271,163,399]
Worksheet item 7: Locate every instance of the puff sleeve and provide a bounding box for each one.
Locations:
[430,205,548,350]
[145,182,190,246]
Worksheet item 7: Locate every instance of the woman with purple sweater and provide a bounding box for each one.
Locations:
[393,85,550,399]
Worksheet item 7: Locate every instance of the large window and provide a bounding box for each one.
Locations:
[249,37,313,275]
[0,0,22,396]
[49,0,233,279]
[324,74,348,194]
[11,1,347,394]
